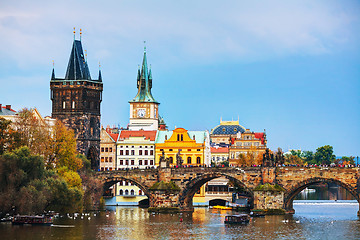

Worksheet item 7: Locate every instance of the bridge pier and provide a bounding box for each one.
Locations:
[252,183,287,215]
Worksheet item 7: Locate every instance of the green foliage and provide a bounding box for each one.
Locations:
[314,145,336,165]
[0,147,84,217]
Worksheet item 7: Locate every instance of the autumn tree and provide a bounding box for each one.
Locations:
[0,117,21,154]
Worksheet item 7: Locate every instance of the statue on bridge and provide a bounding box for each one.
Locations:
[176,149,183,167]
[263,148,275,167]
[159,149,170,168]
[274,148,285,166]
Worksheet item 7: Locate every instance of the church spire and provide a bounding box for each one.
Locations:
[51,60,55,80]
[130,45,158,103]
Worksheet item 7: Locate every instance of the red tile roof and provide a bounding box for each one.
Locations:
[119,130,157,141]
[211,147,229,153]
[108,133,119,142]
[254,132,265,144]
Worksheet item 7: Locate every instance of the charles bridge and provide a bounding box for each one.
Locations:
[97,167,360,215]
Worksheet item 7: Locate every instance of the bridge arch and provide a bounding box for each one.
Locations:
[102,176,152,201]
[284,177,360,212]
[178,172,253,210]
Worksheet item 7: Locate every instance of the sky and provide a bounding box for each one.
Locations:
[1,0,359,157]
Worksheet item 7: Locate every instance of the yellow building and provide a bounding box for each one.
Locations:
[155,128,210,205]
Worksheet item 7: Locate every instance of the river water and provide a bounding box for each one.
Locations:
[1,187,359,240]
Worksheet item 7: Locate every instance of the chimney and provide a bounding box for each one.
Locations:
[6,105,11,110]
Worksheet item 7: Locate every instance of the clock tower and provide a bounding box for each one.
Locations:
[128,47,159,130]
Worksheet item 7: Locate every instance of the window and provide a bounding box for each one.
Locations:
[105,157,108,162]
[132,146,134,148]
[145,146,148,148]
[197,149,201,151]
[145,160,148,165]
[101,157,104,162]
[109,167,112,171]
[120,150,123,155]
[188,149,191,151]
[181,134,183,141]
[139,146,142,148]
[177,134,180,141]
[150,146,153,148]
[150,160,154,165]
[169,157,173,164]
[145,150,148,155]
[130,190,135,195]
[101,147,104,152]
[131,160,134,165]
[131,150,135,155]
[196,157,201,164]
[139,150,143,155]
[120,190,123,195]
[139,160,142,165]
[125,160,129,165]
[109,148,112,152]
[120,160,123,165]
[125,181,128,186]
[72,101,75,109]
[105,148,108,152]
[139,190,142,195]
[126,150,129,155]
[101,167,104,171]
[63,101,66,109]
[150,150,153,155]
[125,190,129,195]
[187,157,191,164]
[169,149,173,152]
[119,181,123,186]
[109,157,112,162]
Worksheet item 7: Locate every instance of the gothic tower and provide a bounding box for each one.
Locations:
[128,47,159,130]
[50,33,103,170]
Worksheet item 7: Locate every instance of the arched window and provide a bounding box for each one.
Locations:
[119,189,123,195]
[196,157,201,164]
[139,190,142,195]
[125,189,129,195]
[177,134,180,141]
[181,134,183,141]
[130,189,135,195]
[187,156,191,164]
[169,157,173,164]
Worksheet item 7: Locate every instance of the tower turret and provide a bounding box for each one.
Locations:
[50,31,103,170]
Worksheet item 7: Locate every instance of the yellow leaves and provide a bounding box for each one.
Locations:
[57,166,82,189]
[52,121,83,171]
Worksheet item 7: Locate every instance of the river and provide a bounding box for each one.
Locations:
[1,187,359,240]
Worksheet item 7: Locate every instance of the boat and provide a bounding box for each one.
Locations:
[224,214,250,224]
[12,215,53,225]
[212,205,232,210]
[250,212,265,217]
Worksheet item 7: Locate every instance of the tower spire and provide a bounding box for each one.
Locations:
[73,27,75,40]
[51,60,55,80]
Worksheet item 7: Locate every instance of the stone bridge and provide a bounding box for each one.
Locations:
[97,167,360,215]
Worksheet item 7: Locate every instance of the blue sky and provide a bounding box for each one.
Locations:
[1,1,359,156]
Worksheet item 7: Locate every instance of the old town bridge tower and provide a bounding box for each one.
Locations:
[50,33,103,169]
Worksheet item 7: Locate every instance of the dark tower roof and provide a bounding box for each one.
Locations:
[65,40,91,80]
[130,47,158,103]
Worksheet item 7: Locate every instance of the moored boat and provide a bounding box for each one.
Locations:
[12,215,53,226]
[224,214,250,224]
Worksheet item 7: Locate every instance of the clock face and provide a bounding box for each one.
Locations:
[137,109,146,118]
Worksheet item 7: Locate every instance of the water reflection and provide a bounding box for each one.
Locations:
[0,203,359,239]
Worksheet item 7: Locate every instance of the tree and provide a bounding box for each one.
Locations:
[302,151,314,164]
[51,121,83,171]
[0,117,21,154]
[314,145,336,165]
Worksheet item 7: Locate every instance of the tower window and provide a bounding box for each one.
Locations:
[63,101,66,109]
[72,101,75,109]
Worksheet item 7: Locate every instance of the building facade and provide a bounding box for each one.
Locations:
[155,128,211,167]
[210,146,229,166]
[50,35,103,169]
[116,130,157,170]
[100,127,118,171]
